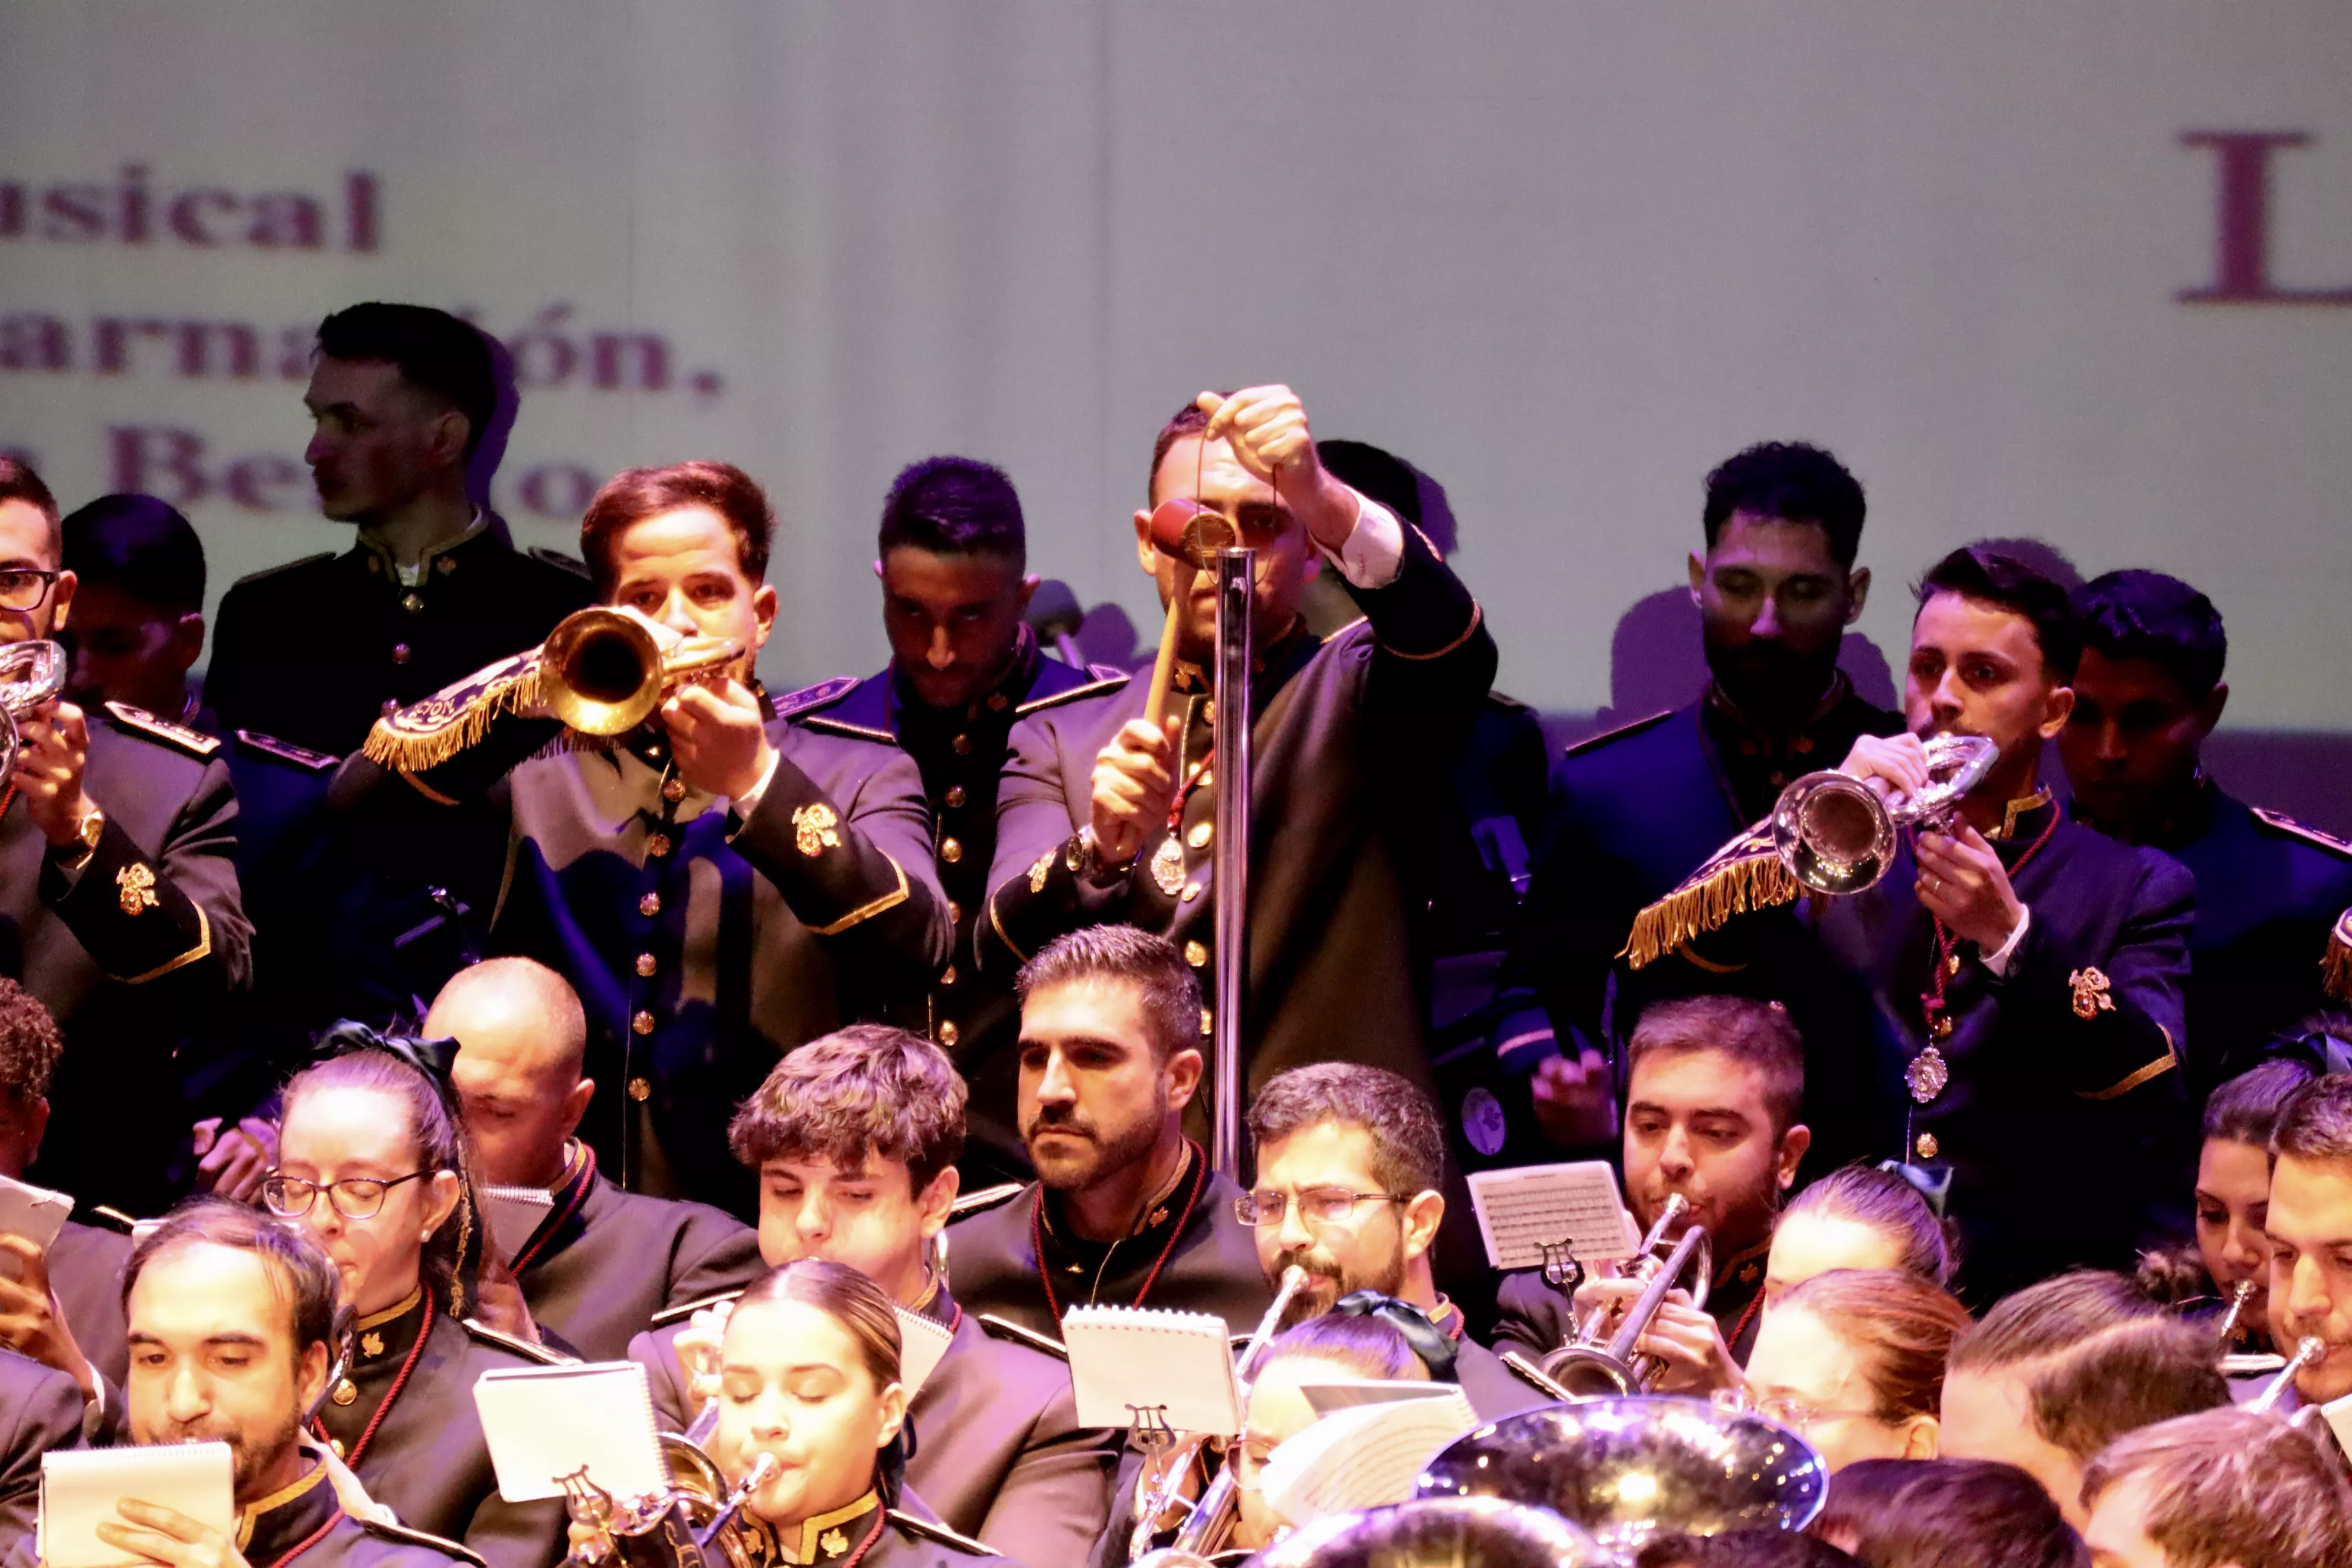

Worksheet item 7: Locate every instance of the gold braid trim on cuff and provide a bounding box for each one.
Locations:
[2323,907,2352,1003]
[1618,821,1795,972]
[360,649,543,774]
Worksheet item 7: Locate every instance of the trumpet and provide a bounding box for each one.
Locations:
[2213,1279,2258,1346]
[1533,1194,1712,1399]
[539,608,744,738]
[1771,731,1999,896]
[0,639,67,778]
[2250,1337,2327,1415]
[1130,1265,1311,1568]
[560,1430,778,1568]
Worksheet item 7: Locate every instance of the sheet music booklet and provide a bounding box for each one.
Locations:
[1061,1305,1242,1436]
[473,1360,671,1503]
[477,1184,557,1266]
[1464,1160,1639,1272]
[0,1171,74,1282]
[1260,1383,1479,1527]
[894,1305,955,1397]
[40,1442,234,1568]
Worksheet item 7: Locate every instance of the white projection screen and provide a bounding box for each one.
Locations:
[1,3,2347,825]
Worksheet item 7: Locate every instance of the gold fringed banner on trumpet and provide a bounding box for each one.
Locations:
[360,649,543,775]
[2324,907,2352,1004]
[1617,820,1799,972]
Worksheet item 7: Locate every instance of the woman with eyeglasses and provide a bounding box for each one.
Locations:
[2135,1056,2316,1353]
[1737,1267,1970,1471]
[266,1032,569,1568]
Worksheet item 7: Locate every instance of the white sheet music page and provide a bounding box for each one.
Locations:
[1060,1305,1242,1435]
[1464,1161,1639,1271]
[40,1443,234,1568]
[894,1306,956,1397]
[1260,1387,1479,1527]
[473,1360,669,1502]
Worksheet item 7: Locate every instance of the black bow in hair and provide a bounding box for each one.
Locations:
[312,1020,462,1093]
[1331,1290,1459,1383]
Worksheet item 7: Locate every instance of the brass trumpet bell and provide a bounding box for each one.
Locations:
[540,609,743,738]
[0,639,67,778]
[1771,732,1998,896]
[1415,1397,1828,1556]
[1252,1497,1608,1568]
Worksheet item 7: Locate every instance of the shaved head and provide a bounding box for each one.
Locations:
[429,958,593,1188]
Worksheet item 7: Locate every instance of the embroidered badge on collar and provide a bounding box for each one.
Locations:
[1906,1046,1949,1104]
[1028,848,1054,893]
[819,1529,848,1557]
[361,1331,386,1359]
[2069,966,2116,1020]
[792,802,842,857]
[116,863,159,916]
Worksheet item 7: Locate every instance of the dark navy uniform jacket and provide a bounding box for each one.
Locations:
[2075,784,2352,1093]
[732,1492,1012,1568]
[205,516,592,760]
[1773,796,2193,1298]
[943,1141,1275,1342]
[0,1349,80,1562]
[977,521,1495,1129]
[11,703,253,1216]
[632,1283,1118,1567]
[47,1218,130,1390]
[792,632,1128,1181]
[312,1292,568,1568]
[1488,681,1899,1150]
[343,684,949,1218]
[509,1147,763,1362]
[234,1459,481,1568]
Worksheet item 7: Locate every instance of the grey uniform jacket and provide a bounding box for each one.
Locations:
[514,1161,763,1362]
[0,1350,81,1563]
[631,1287,1119,1567]
[48,1219,131,1390]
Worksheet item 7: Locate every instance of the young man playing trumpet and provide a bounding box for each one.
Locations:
[336,462,948,1217]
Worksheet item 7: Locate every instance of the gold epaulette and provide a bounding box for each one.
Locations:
[103,701,221,759]
[651,1286,748,1329]
[887,1510,997,1557]
[2325,907,2352,1004]
[1617,819,1796,972]
[360,649,541,773]
[461,1317,574,1366]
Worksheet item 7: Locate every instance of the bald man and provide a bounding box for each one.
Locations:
[427,959,763,1360]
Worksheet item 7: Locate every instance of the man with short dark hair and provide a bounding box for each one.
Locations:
[58,495,208,725]
[0,458,252,1218]
[428,958,762,1359]
[1647,547,2193,1294]
[205,302,591,757]
[1496,441,1898,1158]
[94,1197,471,1568]
[1242,1063,1549,1420]
[1939,1270,2229,1530]
[945,926,1273,1338]
[626,1024,1118,1567]
[341,461,947,1215]
[1492,994,1811,1378]
[2060,569,2352,1092]
[2080,1407,2352,1568]
[0,976,128,1400]
[790,457,1126,1181]
[977,386,1496,1149]
[2263,1072,2352,1412]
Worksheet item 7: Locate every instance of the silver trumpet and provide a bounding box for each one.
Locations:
[2213,1279,2258,1345]
[2250,1337,2328,1415]
[1772,731,1999,896]
[1129,1265,1311,1568]
[0,640,67,778]
[1531,1194,1711,1399]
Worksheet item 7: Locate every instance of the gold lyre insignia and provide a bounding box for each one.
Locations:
[116,863,159,916]
[792,802,842,857]
[1028,849,1054,893]
[2069,966,2116,1020]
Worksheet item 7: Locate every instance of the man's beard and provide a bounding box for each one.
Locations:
[148,1407,304,1505]
[1024,1090,1168,1194]
[1269,1242,1407,1329]
[1703,637,1838,729]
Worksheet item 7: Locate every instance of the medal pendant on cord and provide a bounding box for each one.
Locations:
[1151,834,1188,897]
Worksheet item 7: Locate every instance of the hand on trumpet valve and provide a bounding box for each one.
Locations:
[1570,1275,1740,1394]
[12,698,94,848]
[1835,732,1933,806]
[664,677,773,803]
[1089,714,1182,870]
[674,1298,736,1412]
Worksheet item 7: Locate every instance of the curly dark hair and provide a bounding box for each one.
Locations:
[0,978,63,1104]
[1701,442,1867,567]
[726,1025,966,1194]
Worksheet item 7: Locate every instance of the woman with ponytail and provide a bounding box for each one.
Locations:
[267,1024,570,1568]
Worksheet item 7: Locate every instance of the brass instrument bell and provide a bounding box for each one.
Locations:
[0,639,67,778]
[538,608,744,737]
[1252,1497,1608,1568]
[1771,731,1998,896]
[1537,1194,1713,1399]
[1415,1396,1828,1556]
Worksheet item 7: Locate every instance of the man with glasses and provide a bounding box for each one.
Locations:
[944,926,1273,1338]
[1243,1064,1549,1420]
[0,459,251,1219]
